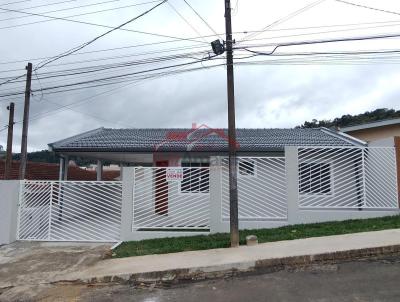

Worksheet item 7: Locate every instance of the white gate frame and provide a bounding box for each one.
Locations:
[17,180,123,242]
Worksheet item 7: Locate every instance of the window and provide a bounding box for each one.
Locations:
[238,159,255,176]
[181,162,209,193]
[299,162,332,194]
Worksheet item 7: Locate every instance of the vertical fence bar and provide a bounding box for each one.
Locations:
[47,182,53,240]
[16,180,24,240]
[132,167,136,231]
[361,148,367,208]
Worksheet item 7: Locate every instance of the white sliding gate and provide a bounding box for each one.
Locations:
[17,181,123,242]
[132,167,210,230]
[221,157,287,221]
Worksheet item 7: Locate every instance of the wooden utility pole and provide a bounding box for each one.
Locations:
[4,102,15,180]
[224,0,239,247]
[19,62,33,180]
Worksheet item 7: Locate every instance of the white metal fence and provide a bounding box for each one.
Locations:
[221,157,287,220]
[132,167,210,230]
[298,147,399,209]
[17,181,123,242]
[15,148,399,242]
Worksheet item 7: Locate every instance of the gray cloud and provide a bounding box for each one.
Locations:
[1,0,400,151]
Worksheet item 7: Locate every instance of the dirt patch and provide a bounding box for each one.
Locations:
[0,241,111,301]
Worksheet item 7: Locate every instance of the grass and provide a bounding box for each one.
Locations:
[113,215,400,258]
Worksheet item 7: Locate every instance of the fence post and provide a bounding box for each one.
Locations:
[120,167,134,241]
[209,156,224,233]
[285,146,300,225]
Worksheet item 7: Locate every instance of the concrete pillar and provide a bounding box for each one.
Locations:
[59,155,69,181]
[0,180,20,244]
[285,146,299,225]
[63,155,69,180]
[120,167,134,241]
[96,160,103,181]
[59,157,64,181]
[209,156,224,233]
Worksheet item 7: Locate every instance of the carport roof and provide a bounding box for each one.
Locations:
[49,127,365,153]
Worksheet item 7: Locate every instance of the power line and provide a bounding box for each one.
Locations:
[238,22,400,45]
[0,0,33,7]
[0,42,208,66]
[167,1,207,42]
[335,0,400,17]
[0,55,219,97]
[13,61,220,125]
[182,0,221,39]
[4,19,400,67]
[0,0,168,87]
[0,0,77,15]
[0,0,154,22]
[0,49,210,84]
[36,95,134,127]
[236,32,400,54]
[241,0,327,41]
[0,2,208,45]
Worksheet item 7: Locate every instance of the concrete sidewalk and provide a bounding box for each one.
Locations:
[66,229,400,284]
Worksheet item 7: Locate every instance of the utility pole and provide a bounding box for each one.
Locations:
[4,102,15,180]
[19,62,33,180]
[224,0,239,247]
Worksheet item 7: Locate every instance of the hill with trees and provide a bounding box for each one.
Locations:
[297,108,400,129]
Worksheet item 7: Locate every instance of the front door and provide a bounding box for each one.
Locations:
[155,161,168,215]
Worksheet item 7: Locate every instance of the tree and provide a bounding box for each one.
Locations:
[298,108,400,129]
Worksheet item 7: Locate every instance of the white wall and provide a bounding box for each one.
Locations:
[121,148,399,241]
[0,181,20,245]
[369,137,395,147]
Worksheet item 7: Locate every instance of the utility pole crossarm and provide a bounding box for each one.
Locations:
[224,0,239,248]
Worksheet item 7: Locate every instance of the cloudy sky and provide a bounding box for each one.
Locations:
[1,0,400,151]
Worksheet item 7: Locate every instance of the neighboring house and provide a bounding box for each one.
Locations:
[341,120,400,194]
[48,126,365,180]
[0,160,119,181]
[340,118,400,146]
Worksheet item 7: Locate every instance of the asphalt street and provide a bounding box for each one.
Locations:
[51,255,400,302]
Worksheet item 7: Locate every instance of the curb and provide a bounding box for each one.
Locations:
[64,244,400,286]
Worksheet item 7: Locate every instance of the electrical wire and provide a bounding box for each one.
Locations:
[0,0,159,22]
[0,54,219,97]
[0,0,169,87]
[241,0,327,41]
[14,60,222,125]
[5,19,400,67]
[35,95,134,127]
[182,0,222,39]
[167,1,207,42]
[0,0,77,15]
[0,0,33,7]
[335,0,400,17]
[0,49,211,83]
[236,32,400,54]
[0,2,208,45]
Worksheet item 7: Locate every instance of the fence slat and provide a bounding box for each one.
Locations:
[17,180,122,242]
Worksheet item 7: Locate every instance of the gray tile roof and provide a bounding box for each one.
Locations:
[49,127,363,153]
